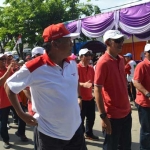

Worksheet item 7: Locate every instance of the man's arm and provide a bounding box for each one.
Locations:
[23,87,31,101]
[78,82,82,110]
[133,80,149,98]
[4,83,37,126]
[94,85,111,134]
[0,63,13,86]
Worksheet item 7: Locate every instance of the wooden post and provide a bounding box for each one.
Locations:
[131,35,135,60]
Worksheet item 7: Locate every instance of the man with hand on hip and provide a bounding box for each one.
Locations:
[5,23,86,150]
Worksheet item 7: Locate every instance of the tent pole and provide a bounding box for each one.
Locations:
[131,35,135,60]
[73,39,76,54]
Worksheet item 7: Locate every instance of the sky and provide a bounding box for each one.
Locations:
[80,0,149,12]
[0,0,4,6]
[0,0,149,12]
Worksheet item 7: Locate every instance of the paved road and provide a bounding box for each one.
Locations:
[86,107,140,150]
[0,107,140,150]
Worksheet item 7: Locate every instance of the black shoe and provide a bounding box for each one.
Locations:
[15,131,29,142]
[85,134,99,141]
[3,142,11,149]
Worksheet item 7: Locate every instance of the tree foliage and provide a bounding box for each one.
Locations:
[0,0,101,57]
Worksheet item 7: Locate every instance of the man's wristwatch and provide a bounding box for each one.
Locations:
[100,113,107,119]
[145,92,150,98]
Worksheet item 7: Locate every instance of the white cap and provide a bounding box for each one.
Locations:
[103,30,124,43]
[79,48,92,56]
[144,44,150,52]
[4,51,13,56]
[0,53,6,58]
[32,47,44,57]
[18,60,24,64]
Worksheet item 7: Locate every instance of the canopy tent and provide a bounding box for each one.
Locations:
[65,2,150,41]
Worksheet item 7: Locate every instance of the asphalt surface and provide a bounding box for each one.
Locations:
[0,104,140,150]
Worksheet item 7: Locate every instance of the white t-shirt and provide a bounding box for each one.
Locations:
[6,53,81,140]
[127,60,136,82]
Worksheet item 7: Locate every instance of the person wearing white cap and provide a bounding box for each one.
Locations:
[23,46,45,118]
[94,30,132,149]
[78,48,99,140]
[31,47,44,58]
[0,53,12,149]
[4,23,86,150]
[133,43,150,150]
[0,54,28,149]
[4,51,13,66]
[23,47,44,150]
[18,60,25,66]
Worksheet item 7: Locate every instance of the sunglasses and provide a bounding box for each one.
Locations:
[0,57,6,61]
[84,53,92,57]
[32,53,42,58]
[111,37,124,43]
[35,53,42,56]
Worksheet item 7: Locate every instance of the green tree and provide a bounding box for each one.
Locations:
[0,0,101,58]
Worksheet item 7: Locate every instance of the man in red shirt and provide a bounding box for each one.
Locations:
[133,43,150,150]
[78,48,98,140]
[94,30,131,150]
[0,54,28,149]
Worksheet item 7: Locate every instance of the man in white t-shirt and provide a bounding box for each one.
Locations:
[4,23,86,150]
[124,53,136,102]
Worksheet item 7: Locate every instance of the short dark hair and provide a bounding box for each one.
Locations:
[42,42,51,54]
[42,38,63,54]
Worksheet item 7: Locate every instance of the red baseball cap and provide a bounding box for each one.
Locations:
[42,23,80,42]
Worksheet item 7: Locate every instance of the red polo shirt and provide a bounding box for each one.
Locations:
[0,68,21,109]
[0,69,12,108]
[94,52,131,119]
[133,58,150,107]
[78,63,94,101]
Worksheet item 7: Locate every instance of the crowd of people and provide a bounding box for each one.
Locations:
[0,22,150,150]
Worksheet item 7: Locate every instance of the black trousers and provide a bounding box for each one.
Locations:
[103,113,132,150]
[136,104,150,150]
[81,98,95,136]
[35,124,87,150]
[128,81,136,101]
[0,103,26,142]
[11,107,18,123]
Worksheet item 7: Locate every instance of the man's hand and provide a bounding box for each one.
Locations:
[83,80,92,88]
[78,98,82,110]
[19,112,38,126]
[7,60,15,71]
[101,117,112,135]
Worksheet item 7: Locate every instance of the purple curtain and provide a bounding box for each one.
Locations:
[65,21,78,33]
[65,2,150,40]
[119,2,150,39]
[81,12,114,36]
